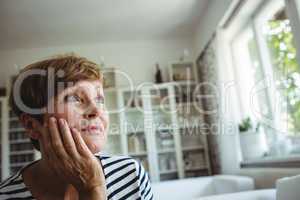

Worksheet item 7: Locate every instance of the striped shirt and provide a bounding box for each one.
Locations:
[0,154,153,200]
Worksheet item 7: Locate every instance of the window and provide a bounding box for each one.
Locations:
[230,0,300,162]
[261,7,300,136]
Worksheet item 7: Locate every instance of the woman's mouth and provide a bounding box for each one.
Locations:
[81,125,101,132]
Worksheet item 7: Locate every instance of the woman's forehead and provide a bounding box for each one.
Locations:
[76,80,103,89]
[62,80,103,94]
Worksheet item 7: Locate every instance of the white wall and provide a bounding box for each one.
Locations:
[0,38,195,88]
[193,0,233,58]
[193,0,240,174]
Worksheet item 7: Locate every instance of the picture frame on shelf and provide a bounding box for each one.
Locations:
[102,67,116,89]
[169,61,196,82]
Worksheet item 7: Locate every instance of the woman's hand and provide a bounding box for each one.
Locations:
[40,117,106,200]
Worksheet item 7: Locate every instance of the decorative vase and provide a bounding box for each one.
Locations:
[155,63,163,83]
[239,131,268,160]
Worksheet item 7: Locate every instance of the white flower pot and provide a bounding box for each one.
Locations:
[239,131,268,160]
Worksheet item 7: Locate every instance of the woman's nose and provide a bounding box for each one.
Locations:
[83,103,102,119]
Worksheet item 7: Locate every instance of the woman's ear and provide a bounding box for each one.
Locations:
[19,113,41,140]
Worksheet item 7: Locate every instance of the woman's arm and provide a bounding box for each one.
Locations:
[136,161,153,200]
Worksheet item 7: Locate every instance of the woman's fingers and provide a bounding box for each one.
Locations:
[48,117,68,159]
[42,117,90,158]
[40,121,52,161]
[71,127,93,157]
[58,118,78,158]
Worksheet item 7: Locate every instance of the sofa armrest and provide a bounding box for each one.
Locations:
[212,175,255,195]
[276,175,300,200]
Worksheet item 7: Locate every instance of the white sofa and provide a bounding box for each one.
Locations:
[151,175,255,200]
[152,174,300,200]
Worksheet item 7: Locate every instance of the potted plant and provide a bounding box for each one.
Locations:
[239,117,268,160]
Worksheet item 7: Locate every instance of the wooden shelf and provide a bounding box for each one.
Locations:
[10,162,31,167]
[124,107,144,113]
[10,139,31,144]
[160,169,178,175]
[158,149,175,154]
[9,117,19,122]
[173,80,196,86]
[129,152,148,157]
[10,150,34,156]
[9,127,25,132]
[155,126,173,131]
[185,167,209,172]
[126,126,145,133]
[182,146,204,151]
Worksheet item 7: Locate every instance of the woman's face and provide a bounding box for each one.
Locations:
[45,79,109,154]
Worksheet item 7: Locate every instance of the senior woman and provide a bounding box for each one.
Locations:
[0,54,153,200]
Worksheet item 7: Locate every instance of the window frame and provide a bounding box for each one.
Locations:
[228,0,300,166]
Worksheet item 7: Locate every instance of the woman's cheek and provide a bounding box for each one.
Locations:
[64,109,82,129]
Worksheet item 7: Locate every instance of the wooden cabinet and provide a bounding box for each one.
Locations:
[103,81,211,182]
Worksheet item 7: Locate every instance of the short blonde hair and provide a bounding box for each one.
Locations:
[9,53,103,150]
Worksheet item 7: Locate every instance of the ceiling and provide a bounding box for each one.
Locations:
[0,0,208,50]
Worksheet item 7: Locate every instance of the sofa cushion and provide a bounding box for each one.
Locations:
[212,175,255,195]
[152,177,215,200]
[195,189,276,200]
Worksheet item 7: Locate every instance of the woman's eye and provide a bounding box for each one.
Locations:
[64,95,82,103]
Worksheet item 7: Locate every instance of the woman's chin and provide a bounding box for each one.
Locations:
[86,141,106,154]
[81,132,106,152]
